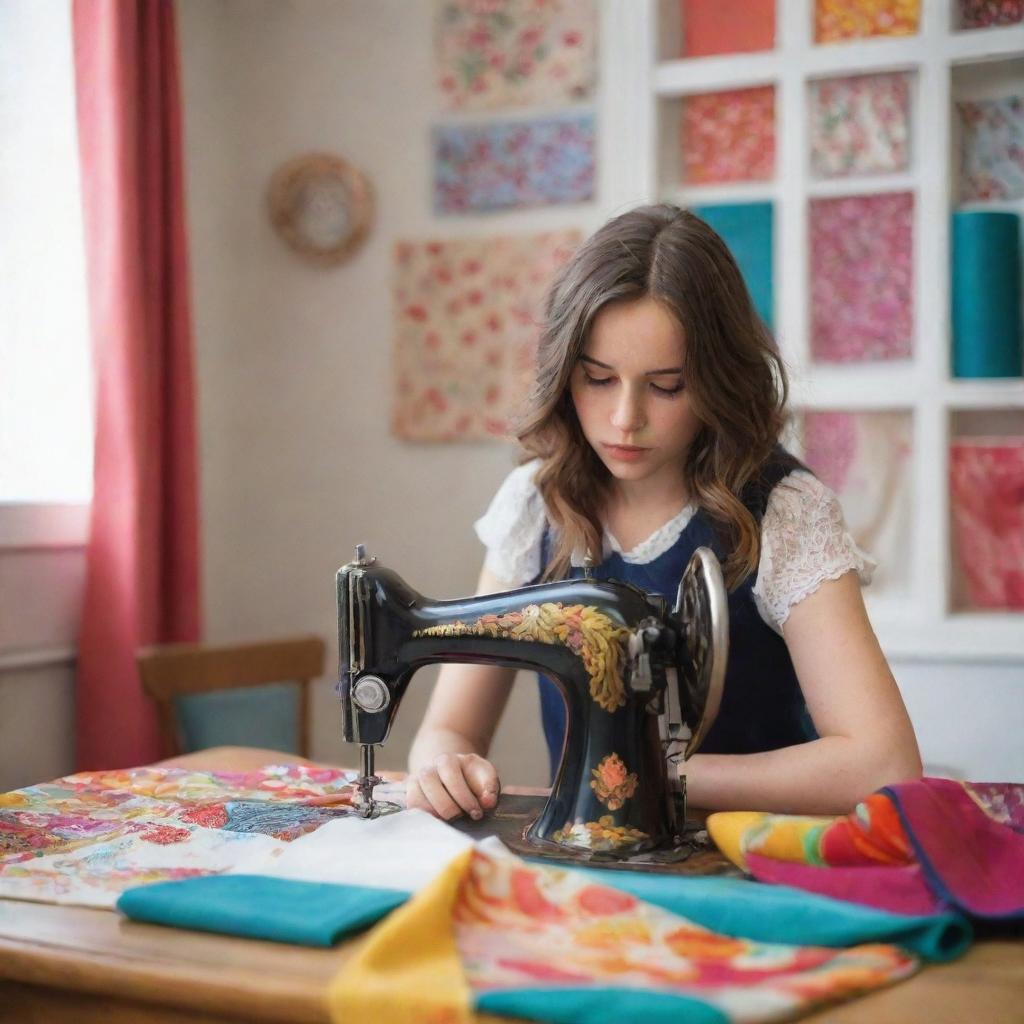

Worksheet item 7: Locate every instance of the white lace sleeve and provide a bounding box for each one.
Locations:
[472,459,547,587]
[753,470,877,635]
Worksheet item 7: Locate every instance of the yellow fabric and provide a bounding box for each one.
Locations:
[707,811,837,870]
[327,847,475,1024]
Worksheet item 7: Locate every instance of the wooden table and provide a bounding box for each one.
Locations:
[1,748,1021,1024]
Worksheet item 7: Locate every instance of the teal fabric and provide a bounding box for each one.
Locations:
[951,210,1022,378]
[116,874,406,946]
[691,202,774,329]
[117,850,971,961]
[477,987,728,1024]
[174,682,299,754]
[560,866,971,963]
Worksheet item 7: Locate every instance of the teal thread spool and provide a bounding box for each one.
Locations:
[951,211,1022,378]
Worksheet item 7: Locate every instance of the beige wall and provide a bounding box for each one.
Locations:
[175,0,586,783]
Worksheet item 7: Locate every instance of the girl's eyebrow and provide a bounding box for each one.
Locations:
[580,355,683,376]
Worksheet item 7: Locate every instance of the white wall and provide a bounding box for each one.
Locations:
[1,0,1020,794]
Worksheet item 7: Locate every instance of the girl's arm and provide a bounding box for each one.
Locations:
[407,563,517,820]
[683,569,923,815]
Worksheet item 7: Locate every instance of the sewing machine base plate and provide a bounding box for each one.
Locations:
[450,794,741,877]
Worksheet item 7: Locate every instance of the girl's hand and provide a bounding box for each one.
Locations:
[406,752,500,821]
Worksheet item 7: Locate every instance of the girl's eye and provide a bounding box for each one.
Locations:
[652,381,685,396]
[582,372,613,387]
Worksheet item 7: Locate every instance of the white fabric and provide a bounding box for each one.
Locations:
[473,459,875,635]
[229,808,476,894]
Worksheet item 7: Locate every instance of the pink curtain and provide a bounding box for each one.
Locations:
[72,0,201,770]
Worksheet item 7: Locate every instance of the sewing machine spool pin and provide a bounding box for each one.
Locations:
[337,544,728,861]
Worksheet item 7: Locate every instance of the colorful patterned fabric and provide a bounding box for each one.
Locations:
[814,0,920,43]
[392,230,580,441]
[809,191,914,363]
[959,0,1024,28]
[434,0,597,112]
[329,845,918,1024]
[707,779,1024,920]
[809,72,912,178]
[433,113,595,214]
[957,95,1024,201]
[681,86,775,185]
[0,765,358,907]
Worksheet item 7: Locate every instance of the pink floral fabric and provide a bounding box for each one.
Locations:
[950,439,1024,609]
[958,0,1024,28]
[392,230,580,441]
[957,96,1024,201]
[802,411,913,588]
[435,0,597,112]
[814,0,920,42]
[681,86,775,185]
[810,192,914,363]
[810,72,912,178]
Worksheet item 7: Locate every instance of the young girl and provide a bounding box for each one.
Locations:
[407,204,922,821]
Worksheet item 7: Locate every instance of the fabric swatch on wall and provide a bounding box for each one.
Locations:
[434,0,597,112]
[950,438,1024,610]
[957,95,1024,201]
[681,85,775,184]
[810,71,912,178]
[680,0,775,56]
[958,0,1024,28]
[802,410,913,592]
[392,230,581,442]
[810,192,914,363]
[815,0,920,42]
[691,202,774,329]
[433,113,595,214]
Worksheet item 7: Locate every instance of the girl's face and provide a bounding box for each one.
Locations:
[569,296,702,496]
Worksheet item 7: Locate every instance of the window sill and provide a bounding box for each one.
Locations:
[0,503,90,550]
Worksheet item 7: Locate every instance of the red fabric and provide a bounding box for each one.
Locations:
[681,0,775,57]
[72,0,201,769]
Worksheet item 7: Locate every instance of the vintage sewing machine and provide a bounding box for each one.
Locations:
[336,543,727,862]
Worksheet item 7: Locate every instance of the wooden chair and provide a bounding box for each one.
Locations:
[137,636,326,759]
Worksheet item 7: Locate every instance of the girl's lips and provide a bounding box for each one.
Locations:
[603,443,650,461]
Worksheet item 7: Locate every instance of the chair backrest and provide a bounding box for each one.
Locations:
[137,636,326,759]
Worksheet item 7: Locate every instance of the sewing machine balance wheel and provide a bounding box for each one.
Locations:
[674,546,728,759]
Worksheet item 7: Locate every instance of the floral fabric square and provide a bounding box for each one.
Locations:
[810,72,912,178]
[681,86,775,185]
[433,114,595,214]
[958,0,1024,28]
[435,0,597,112]
[957,95,1024,201]
[392,230,580,441]
[810,192,914,363]
[680,0,775,57]
[815,0,919,42]
[802,411,913,589]
[950,439,1024,610]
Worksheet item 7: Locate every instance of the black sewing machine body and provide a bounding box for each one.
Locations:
[337,545,726,861]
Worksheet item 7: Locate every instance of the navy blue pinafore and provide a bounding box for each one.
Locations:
[536,449,817,783]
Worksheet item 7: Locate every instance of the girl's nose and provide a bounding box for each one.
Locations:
[610,386,646,433]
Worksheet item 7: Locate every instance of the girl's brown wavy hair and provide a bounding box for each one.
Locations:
[512,204,789,590]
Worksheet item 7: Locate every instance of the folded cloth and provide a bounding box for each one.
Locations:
[117,875,407,946]
[116,809,968,963]
[329,842,919,1024]
[707,778,1024,921]
[116,808,475,943]
[562,866,971,962]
